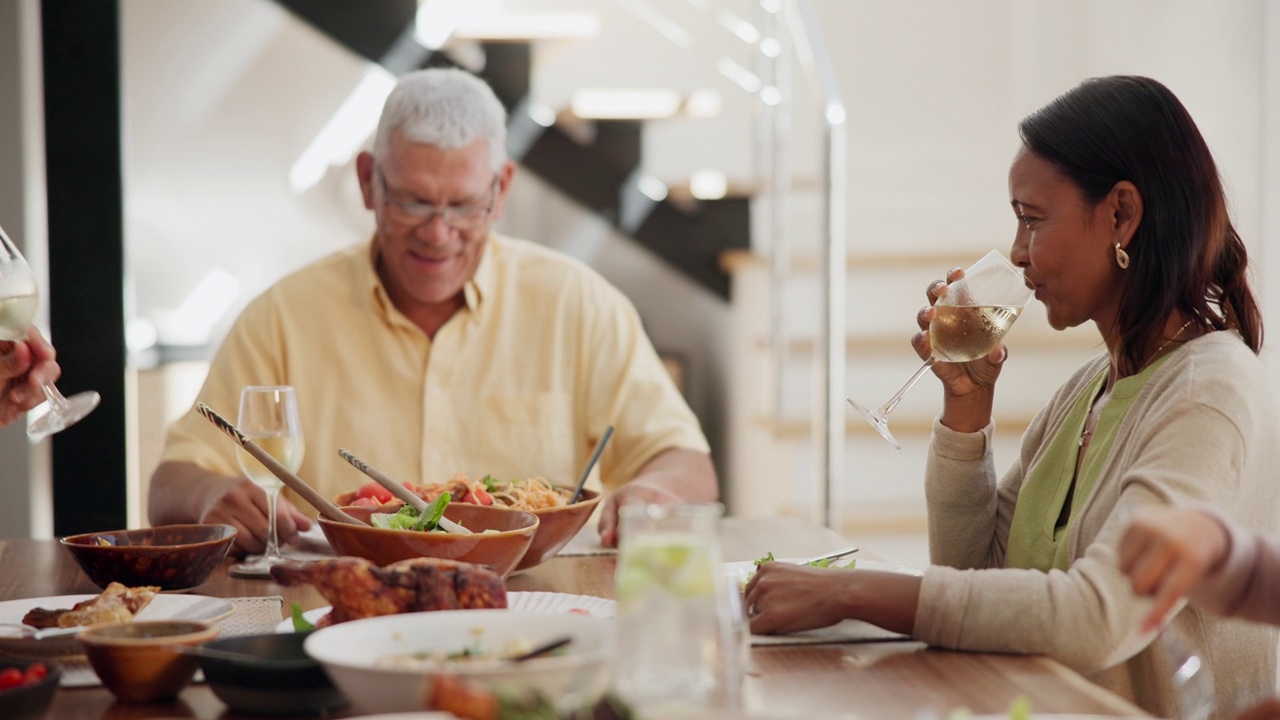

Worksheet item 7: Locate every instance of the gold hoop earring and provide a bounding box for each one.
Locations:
[1114,242,1130,269]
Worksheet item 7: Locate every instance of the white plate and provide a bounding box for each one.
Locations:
[0,593,234,658]
[275,591,617,632]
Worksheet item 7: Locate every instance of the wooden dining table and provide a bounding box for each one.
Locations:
[0,523,1151,720]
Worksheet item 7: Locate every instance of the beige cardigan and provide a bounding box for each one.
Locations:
[914,331,1279,718]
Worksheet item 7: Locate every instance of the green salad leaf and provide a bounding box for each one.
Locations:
[753,551,856,570]
[290,602,315,632]
[370,492,453,531]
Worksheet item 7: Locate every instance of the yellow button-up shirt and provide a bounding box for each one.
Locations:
[159,235,709,514]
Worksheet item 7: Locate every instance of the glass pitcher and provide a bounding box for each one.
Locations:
[612,503,743,713]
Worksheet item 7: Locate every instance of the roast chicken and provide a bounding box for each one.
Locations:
[270,556,507,626]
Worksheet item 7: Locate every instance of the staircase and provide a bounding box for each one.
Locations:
[272,0,751,298]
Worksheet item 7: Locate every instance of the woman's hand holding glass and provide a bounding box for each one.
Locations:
[848,249,1032,448]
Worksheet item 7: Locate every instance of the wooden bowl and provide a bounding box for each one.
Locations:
[330,488,603,572]
[515,489,603,571]
[78,620,218,703]
[318,504,538,579]
[60,524,237,592]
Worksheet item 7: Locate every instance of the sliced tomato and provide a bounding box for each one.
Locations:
[354,481,393,504]
[472,488,494,506]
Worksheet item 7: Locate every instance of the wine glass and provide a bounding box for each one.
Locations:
[848,249,1033,449]
[1162,629,1216,720]
[0,225,101,441]
[229,385,305,579]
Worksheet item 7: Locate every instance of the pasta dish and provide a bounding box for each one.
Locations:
[414,473,574,511]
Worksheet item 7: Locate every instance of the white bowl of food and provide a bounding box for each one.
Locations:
[303,609,614,714]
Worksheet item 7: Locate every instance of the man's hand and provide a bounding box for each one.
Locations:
[598,480,683,548]
[1118,505,1230,632]
[597,448,717,548]
[198,477,313,555]
[0,327,59,428]
[152,464,313,556]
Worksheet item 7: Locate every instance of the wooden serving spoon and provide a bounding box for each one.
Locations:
[196,403,364,526]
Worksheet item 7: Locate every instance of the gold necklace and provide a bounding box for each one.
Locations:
[1140,318,1196,372]
[1079,318,1195,448]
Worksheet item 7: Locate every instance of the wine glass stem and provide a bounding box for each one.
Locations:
[264,486,282,561]
[878,358,937,418]
[39,379,70,413]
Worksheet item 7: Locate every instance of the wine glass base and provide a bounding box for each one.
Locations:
[846,397,902,450]
[229,554,288,579]
[27,390,101,442]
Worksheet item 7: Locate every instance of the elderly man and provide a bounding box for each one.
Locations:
[149,68,716,555]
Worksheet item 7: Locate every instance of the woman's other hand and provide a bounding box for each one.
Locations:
[744,562,921,637]
[1118,505,1229,632]
[743,562,859,635]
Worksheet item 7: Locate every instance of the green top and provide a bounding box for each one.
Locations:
[1005,354,1172,571]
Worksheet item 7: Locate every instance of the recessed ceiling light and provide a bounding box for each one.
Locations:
[570,89,683,120]
[690,170,728,200]
[685,89,722,118]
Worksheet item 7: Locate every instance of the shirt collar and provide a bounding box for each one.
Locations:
[363,234,497,328]
[465,234,497,315]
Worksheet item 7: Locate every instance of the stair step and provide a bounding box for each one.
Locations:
[758,330,1098,355]
[761,414,1037,439]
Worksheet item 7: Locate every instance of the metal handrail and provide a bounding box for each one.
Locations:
[784,0,847,531]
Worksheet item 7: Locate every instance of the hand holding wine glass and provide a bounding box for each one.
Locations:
[848,249,1033,449]
[229,385,305,578]
[0,224,100,440]
[0,326,61,428]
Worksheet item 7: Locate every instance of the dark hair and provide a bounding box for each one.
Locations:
[1018,75,1261,371]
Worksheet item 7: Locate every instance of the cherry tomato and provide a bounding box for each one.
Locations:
[0,667,23,689]
[22,663,47,684]
[472,488,494,506]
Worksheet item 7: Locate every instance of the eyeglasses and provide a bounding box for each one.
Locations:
[375,167,499,230]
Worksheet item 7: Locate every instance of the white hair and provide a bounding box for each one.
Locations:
[372,68,507,171]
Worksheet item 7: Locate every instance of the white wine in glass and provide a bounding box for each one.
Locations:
[229,385,304,579]
[0,225,101,441]
[848,249,1033,450]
